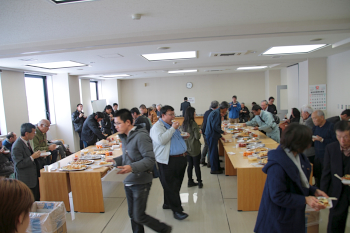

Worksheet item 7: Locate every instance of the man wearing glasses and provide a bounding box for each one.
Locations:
[150,105,190,221]
[33,119,59,164]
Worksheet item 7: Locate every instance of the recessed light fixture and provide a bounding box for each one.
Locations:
[142,51,197,61]
[27,61,88,69]
[168,70,197,74]
[50,0,97,4]
[310,38,323,42]
[102,74,131,78]
[262,44,328,55]
[157,47,170,50]
[237,66,267,70]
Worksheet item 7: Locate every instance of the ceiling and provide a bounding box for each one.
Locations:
[0,0,350,80]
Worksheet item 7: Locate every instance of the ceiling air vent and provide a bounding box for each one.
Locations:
[209,50,255,57]
[204,69,224,72]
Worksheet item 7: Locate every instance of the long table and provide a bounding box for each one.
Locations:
[219,126,279,211]
[39,134,122,213]
[174,116,204,126]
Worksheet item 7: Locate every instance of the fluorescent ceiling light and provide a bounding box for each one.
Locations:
[237,66,267,70]
[142,51,196,61]
[102,74,131,78]
[262,44,328,55]
[168,70,197,74]
[50,0,97,4]
[27,61,87,69]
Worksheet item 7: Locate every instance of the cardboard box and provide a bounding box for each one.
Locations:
[27,202,66,233]
[305,211,320,233]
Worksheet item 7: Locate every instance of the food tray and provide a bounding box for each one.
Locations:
[59,165,88,171]
[69,160,94,165]
[80,155,102,160]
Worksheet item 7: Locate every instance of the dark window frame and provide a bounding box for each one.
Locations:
[90,81,99,100]
[25,74,51,122]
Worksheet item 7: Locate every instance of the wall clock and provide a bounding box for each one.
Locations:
[186,82,193,89]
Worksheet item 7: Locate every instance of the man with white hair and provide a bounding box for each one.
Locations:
[33,119,60,165]
[156,104,162,118]
[311,110,337,188]
[260,100,268,111]
[301,105,316,163]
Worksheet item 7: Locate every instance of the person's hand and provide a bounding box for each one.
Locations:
[240,110,243,113]
[172,121,180,129]
[221,137,225,141]
[106,137,112,142]
[48,144,56,151]
[32,151,41,159]
[314,189,329,198]
[117,165,132,174]
[253,126,259,130]
[305,196,327,211]
[79,113,84,118]
[183,133,190,139]
[199,129,202,134]
[242,123,247,127]
[0,148,4,154]
[84,115,87,118]
[313,135,323,142]
[223,131,227,135]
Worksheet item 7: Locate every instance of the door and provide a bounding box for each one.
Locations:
[276,85,288,120]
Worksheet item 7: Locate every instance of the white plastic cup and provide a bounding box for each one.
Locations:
[236,143,239,148]
[44,165,49,172]
[57,162,60,169]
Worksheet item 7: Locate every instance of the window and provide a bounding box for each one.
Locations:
[24,75,50,124]
[90,81,99,101]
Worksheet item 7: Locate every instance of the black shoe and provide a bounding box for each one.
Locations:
[210,170,223,174]
[198,182,203,188]
[162,204,170,209]
[173,212,189,220]
[219,167,225,171]
[219,159,223,162]
[164,225,172,233]
[207,164,211,168]
[188,180,198,187]
[202,162,207,166]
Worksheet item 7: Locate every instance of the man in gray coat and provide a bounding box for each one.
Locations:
[12,123,49,201]
[301,105,316,163]
[107,109,171,233]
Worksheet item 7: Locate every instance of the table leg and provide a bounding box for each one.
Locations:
[237,168,266,211]
[224,151,236,176]
[218,139,224,156]
[69,172,105,213]
[39,172,71,211]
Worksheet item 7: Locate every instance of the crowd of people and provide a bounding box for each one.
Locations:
[1,95,349,233]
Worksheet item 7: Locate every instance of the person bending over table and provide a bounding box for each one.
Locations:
[107,109,172,233]
[81,112,109,148]
[243,105,280,143]
[254,123,328,233]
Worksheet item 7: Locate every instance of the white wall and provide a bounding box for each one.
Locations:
[80,79,93,115]
[327,49,350,117]
[119,72,266,114]
[0,70,29,135]
[298,60,309,108]
[286,64,299,115]
[100,79,119,106]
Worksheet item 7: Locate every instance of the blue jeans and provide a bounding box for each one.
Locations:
[207,136,220,172]
[124,183,169,233]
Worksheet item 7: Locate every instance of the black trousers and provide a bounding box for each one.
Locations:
[313,156,324,188]
[46,150,58,165]
[327,186,350,233]
[200,134,210,164]
[207,135,220,172]
[78,131,84,150]
[187,153,202,183]
[30,180,40,201]
[124,183,169,233]
[239,117,249,123]
[158,156,187,213]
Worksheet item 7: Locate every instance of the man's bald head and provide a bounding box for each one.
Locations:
[38,119,50,133]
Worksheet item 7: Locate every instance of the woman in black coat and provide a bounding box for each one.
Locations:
[101,105,113,136]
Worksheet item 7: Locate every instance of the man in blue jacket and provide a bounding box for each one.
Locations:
[205,101,229,174]
[228,95,241,123]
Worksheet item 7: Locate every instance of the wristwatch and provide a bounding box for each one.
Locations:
[321,138,324,143]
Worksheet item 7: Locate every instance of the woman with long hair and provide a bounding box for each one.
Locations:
[0,178,34,233]
[182,107,203,188]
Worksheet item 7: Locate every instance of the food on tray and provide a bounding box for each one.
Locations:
[99,161,113,166]
[248,156,258,161]
[259,151,268,157]
[61,165,87,170]
[70,160,93,165]
[238,132,250,137]
[243,151,253,157]
[317,198,329,207]
[252,133,258,137]
[261,158,268,164]
[255,148,268,152]
[239,143,247,147]
[343,174,350,180]
[91,150,110,155]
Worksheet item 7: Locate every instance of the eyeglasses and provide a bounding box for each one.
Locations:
[166,113,175,116]
[43,125,50,128]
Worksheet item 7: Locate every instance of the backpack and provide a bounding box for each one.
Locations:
[272,114,280,124]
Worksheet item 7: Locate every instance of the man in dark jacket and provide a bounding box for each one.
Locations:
[312,110,337,188]
[130,107,151,132]
[180,97,191,117]
[107,109,171,233]
[81,112,108,147]
[71,103,87,149]
[239,102,250,123]
[200,100,219,166]
[321,121,350,233]
[112,103,119,133]
[327,109,350,125]
[205,101,229,174]
[267,97,277,115]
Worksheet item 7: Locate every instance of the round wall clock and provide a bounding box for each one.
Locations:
[186,82,193,89]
